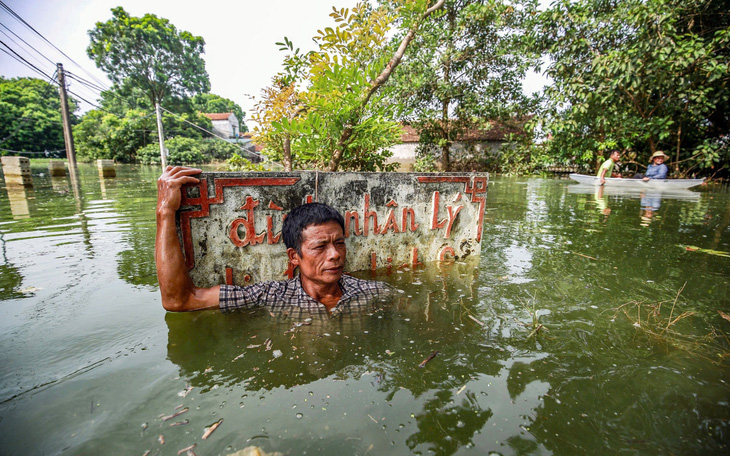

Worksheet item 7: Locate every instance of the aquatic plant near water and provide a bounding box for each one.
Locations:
[611,284,730,365]
[516,294,548,339]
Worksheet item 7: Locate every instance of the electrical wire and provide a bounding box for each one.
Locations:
[0,40,53,80]
[0,21,56,67]
[0,25,55,75]
[65,71,108,93]
[159,106,227,140]
[0,0,109,90]
[1,147,65,154]
[0,68,60,145]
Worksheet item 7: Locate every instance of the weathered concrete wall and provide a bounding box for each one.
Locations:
[1,156,33,187]
[177,171,488,288]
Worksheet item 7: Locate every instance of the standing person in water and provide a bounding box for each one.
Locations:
[633,151,669,181]
[155,166,392,314]
[597,150,622,185]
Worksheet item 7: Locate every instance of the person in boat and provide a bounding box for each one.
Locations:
[155,166,393,314]
[633,151,669,181]
[596,150,622,185]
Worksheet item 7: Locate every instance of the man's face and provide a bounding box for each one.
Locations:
[653,156,665,164]
[288,221,346,288]
[611,151,621,161]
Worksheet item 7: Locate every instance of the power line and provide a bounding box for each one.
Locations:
[65,71,107,93]
[160,106,226,140]
[1,147,65,154]
[0,21,56,67]
[0,25,56,74]
[0,68,59,145]
[64,83,102,110]
[0,40,54,80]
[0,0,110,91]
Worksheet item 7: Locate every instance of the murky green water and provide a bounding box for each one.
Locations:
[1,165,728,455]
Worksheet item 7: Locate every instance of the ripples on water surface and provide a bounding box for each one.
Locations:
[0,165,728,455]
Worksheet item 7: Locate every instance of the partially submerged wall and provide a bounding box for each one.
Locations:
[176,171,488,288]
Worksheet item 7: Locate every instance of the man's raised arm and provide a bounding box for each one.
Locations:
[155,166,220,311]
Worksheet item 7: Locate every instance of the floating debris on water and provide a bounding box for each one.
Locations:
[419,351,439,368]
[177,444,196,455]
[272,350,282,358]
[467,314,485,326]
[162,407,188,421]
[202,418,223,439]
[178,385,193,397]
[158,435,165,445]
[170,419,189,427]
[680,244,730,257]
[225,446,285,456]
[18,286,41,294]
[233,353,245,361]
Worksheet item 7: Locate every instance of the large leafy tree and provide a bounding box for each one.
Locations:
[0,77,76,155]
[252,0,445,172]
[391,0,539,171]
[87,7,210,108]
[87,7,210,165]
[532,0,730,177]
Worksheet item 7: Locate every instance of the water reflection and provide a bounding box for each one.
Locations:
[568,183,701,202]
[1,173,728,455]
[5,185,34,219]
[569,184,703,227]
[594,186,611,216]
[163,258,519,453]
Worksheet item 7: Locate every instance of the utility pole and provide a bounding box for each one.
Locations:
[56,63,77,169]
[155,101,168,168]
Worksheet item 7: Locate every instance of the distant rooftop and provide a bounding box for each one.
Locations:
[202,112,234,121]
[399,121,525,143]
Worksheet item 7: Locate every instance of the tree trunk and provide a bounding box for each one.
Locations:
[440,7,454,171]
[283,135,292,172]
[328,0,446,172]
[674,123,682,177]
[441,100,451,171]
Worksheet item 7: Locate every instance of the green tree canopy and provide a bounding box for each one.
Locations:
[87,7,210,108]
[0,76,76,155]
[390,0,540,171]
[532,0,730,177]
[73,107,214,163]
[251,0,446,171]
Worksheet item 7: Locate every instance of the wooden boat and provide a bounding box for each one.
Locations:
[569,173,704,189]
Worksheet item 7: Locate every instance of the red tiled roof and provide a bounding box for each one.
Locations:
[202,112,234,121]
[399,121,525,143]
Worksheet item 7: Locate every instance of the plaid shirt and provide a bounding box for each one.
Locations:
[219,274,394,318]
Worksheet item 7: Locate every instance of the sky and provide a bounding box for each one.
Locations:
[0,0,549,127]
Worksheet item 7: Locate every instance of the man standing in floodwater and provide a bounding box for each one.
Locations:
[155,166,392,314]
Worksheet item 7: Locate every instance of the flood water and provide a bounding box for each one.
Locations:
[1,164,728,455]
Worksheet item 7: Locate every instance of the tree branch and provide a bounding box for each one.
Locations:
[327,0,446,171]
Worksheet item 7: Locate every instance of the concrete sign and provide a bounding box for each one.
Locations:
[177,172,488,287]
